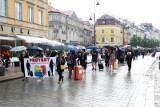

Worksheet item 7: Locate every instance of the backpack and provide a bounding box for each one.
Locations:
[67,56,74,65]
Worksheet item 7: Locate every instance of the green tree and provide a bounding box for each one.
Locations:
[130,37,160,48]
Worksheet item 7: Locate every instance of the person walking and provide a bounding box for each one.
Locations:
[79,49,87,73]
[109,51,115,72]
[66,52,75,79]
[141,49,145,59]
[125,48,134,71]
[19,50,29,81]
[91,49,98,71]
[105,49,110,67]
[56,51,65,84]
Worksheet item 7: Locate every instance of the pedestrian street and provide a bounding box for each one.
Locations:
[0,54,158,107]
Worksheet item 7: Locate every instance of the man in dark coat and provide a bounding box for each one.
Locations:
[125,48,134,71]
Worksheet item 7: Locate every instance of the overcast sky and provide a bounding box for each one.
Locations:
[48,0,160,29]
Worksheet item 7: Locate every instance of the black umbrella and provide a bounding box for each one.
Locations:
[103,45,115,50]
[0,45,12,49]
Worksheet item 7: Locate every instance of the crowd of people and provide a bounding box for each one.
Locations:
[0,46,157,84]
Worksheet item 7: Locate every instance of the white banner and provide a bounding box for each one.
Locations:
[24,57,56,77]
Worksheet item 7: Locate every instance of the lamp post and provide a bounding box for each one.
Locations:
[89,0,100,46]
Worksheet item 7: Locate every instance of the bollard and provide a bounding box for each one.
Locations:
[159,56,160,69]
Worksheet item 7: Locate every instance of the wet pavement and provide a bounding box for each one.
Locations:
[0,54,158,107]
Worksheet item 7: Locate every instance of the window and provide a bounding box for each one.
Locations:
[0,0,7,16]
[15,2,22,20]
[111,37,114,42]
[102,29,104,34]
[111,29,114,34]
[102,37,105,42]
[102,20,106,25]
[38,10,43,25]
[28,6,33,23]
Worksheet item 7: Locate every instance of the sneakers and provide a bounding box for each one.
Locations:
[92,68,94,70]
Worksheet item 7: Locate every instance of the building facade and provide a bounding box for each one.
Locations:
[48,5,87,45]
[83,21,93,46]
[0,0,48,46]
[95,14,128,47]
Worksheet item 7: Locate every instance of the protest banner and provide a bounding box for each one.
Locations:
[24,57,56,77]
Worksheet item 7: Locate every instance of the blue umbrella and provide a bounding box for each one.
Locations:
[68,45,78,51]
[87,46,98,49]
[10,46,27,52]
[27,46,43,51]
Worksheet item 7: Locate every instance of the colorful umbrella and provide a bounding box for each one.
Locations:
[68,45,78,51]
[52,45,69,51]
[10,46,27,52]
[27,46,43,51]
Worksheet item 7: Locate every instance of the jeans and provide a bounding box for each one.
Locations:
[68,66,73,79]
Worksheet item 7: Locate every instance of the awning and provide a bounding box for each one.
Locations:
[17,35,64,46]
[17,35,49,43]
[0,36,17,40]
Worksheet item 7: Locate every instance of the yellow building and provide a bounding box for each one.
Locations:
[0,0,48,46]
[95,14,128,47]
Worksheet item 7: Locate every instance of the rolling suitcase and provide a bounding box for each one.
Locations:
[98,63,104,70]
[74,66,82,80]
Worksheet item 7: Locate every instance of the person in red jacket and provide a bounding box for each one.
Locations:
[2,49,10,68]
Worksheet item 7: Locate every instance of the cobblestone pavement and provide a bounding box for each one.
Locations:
[154,57,160,107]
[0,54,158,107]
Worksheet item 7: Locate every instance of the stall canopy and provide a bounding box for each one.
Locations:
[17,35,64,46]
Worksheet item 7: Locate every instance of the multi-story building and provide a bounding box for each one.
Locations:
[140,23,160,40]
[0,0,48,46]
[48,5,85,45]
[83,21,93,46]
[95,14,128,47]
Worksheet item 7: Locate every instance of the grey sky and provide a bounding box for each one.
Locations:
[48,0,160,29]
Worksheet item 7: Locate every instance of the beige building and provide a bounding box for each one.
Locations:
[0,0,48,46]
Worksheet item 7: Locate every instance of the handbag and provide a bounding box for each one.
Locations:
[60,62,65,70]
[60,65,65,70]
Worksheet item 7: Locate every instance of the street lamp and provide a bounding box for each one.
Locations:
[89,0,100,46]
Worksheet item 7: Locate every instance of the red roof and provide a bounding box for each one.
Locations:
[48,6,60,13]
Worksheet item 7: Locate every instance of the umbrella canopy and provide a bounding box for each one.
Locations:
[52,45,69,51]
[76,45,86,49]
[68,45,78,51]
[103,45,115,50]
[87,46,98,49]
[39,42,54,47]
[0,45,12,49]
[10,46,27,52]
[27,46,43,51]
